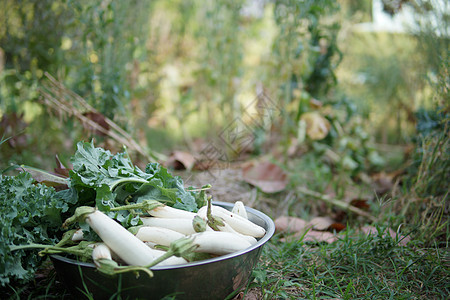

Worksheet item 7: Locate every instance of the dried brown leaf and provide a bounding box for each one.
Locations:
[165,151,196,170]
[274,216,307,233]
[308,216,334,231]
[329,222,346,232]
[242,161,288,193]
[282,230,338,244]
[276,216,338,244]
[350,198,370,210]
[54,155,70,178]
[360,225,411,246]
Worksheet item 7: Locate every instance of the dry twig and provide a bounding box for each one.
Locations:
[297,187,377,222]
[39,72,166,162]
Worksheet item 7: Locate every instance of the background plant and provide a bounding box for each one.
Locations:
[0,0,449,297]
[0,0,152,166]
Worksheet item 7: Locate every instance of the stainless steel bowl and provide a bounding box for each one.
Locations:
[50,201,275,300]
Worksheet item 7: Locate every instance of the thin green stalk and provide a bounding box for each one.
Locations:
[109,199,163,212]
[11,242,93,258]
[206,196,225,231]
[143,237,198,268]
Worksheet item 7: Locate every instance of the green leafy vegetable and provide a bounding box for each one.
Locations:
[68,141,199,226]
[0,172,73,286]
[1,141,204,286]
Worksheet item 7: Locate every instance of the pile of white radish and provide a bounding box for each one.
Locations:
[61,200,266,277]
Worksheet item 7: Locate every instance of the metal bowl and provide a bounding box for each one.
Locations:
[50,201,275,300]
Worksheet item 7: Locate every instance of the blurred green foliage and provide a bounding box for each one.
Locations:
[0,0,152,166]
[0,0,447,175]
[0,0,348,167]
[337,0,449,144]
[0,0,448,296]
[0,0,151,118]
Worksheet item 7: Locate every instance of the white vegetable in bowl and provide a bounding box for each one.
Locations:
[140,217,198,235]
[64,207,158,267]
[190,231,252,255]
[197,205,266,238]
[71,228,84,242]
[232,201,248,220]
[196,208,257,245]
[209,222,257,245]
[133,226,186,247]
[147,204,197,219]
[91,243,112,267]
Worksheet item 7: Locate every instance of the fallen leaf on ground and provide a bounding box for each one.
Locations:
[275,216,338,244]
[165,150,196,170]
[350,198,370,210]
[276,215,346,236]
[275,216,307,233]
[308,216,334,231]
[282,230,338,244]
[242,161,288,193]
[329,222,346,232]
[360,225,411,246]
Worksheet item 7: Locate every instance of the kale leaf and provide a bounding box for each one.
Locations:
[0,172,71,286]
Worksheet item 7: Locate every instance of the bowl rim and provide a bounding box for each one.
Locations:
[51,201,275,270]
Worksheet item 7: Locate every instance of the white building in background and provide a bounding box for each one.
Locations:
[354,0,448,36]
[354,0,416,33]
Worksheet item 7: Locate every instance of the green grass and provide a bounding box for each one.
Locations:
[245,228,449,299]
[5,229,448,299]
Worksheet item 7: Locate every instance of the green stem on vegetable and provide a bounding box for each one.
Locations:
[186,184,212,192]
[124,197,139,216]
[109,177,149,191]
[62,206,96,229]
[95,258,154,278]
[192,215,207,232]
[109,199,163,212]
[144,237,198,268]
[11,241,94,259]
[54,229,78,247]
[206,196,225,231]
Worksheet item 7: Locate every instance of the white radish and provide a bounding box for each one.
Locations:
[147,205,196,219]
[140,217,198,235]
[191,231,252,255]
[197,208,257,245]
[135,226,185,247]
[210,222,257,245]
[232,201,248,220]
[195,207,208,220]
[197,205,266,238]
[91,243,112,267]
[71,228,84,241]
[82,208,157,266]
